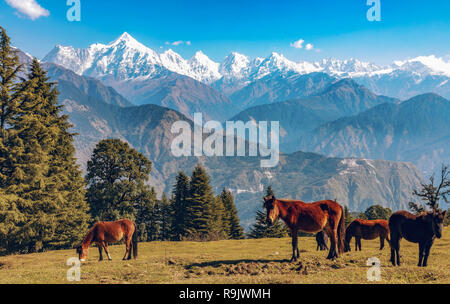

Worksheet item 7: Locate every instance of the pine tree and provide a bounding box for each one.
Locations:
[135,187,157,241]
[0,26,23,139]
[248,185,288,239]
[344,205,354,227]
[0,53,90,253]
[266,185,275,197]
[0,27,24,189]
[184,164,216,238]
[170,171,190,240]
[219,188,244,239]
[248,210,287,239]
[159,192,172,241]
[86,139,152,222]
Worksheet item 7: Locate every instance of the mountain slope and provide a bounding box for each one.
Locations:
[231,79,397,151]
[44,63,134,107]
[296,93,450,175]
[229,72,335,109]
[102,71,238,121]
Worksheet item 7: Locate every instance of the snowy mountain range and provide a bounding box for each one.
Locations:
[44,33,450,91]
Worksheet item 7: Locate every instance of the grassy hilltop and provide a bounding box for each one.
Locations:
[0,229,449,284]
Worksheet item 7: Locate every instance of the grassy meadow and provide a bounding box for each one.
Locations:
[0,228,449,284]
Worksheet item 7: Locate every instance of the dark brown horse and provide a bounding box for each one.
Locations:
[264,196,345,261]
[344,219,390,252]
[389,210,446,267]
[76,219,138,262]
[316,231,329,251]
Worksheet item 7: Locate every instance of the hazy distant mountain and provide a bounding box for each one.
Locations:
[231,79,397,150]
[44,63,134,107]
[229,72,336,109]
[296,93,450,175]
[100,71,238,121]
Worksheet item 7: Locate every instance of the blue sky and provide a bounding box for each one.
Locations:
[1,0,450,64]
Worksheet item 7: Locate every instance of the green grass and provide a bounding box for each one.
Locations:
[0,229,449,284]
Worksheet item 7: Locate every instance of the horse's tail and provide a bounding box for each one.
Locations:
[337,204,346,254]
[132,223,138,259]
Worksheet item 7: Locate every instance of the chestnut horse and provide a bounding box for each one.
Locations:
[389,210,446,267]
[76,219,138,262]
[264,196,345,261]
[344,219,390,252]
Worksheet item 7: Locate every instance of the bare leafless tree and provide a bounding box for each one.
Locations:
[409,164,450,214]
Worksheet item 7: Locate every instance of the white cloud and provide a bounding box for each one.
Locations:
[165,40,191,47]
[6,0,49,20]
[290,39,304,49]
[291,38,317,51]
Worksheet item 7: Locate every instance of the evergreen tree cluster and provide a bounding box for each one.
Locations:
[0,27,90,254]
[85,140,244,242]
[170,165,244,241]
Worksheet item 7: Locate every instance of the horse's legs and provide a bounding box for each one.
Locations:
[379,235,385,250]
[418,241,425,267]
[123,236,132,260]
[422,240,434,267]
[390,233,400,266]
[357,237,362,251]
[102,242,112,261]
[97,243,103,261]
[290,229,298,262]
[326,225,338,260]
[395,240,401,266]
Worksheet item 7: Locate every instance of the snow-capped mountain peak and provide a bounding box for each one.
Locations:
[109,32,149,52]
[187,51,221,83]
[43,33,450,88]
[393,55,450,77]
[219,52,250,79]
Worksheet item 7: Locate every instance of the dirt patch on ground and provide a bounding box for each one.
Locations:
[183,258,344,278]
[0,261,13,269]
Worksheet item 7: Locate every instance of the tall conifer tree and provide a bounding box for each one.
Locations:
[171,171,190,240]
[219,188,244,239]
[185,164,216,237]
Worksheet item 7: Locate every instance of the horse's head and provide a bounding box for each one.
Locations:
[426,209,446,239]
[76,245,88,262]
[263,195,279,226]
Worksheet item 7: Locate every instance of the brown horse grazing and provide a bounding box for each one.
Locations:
[344,219,390,252]
[264,196,345,262]
[76,219,138,262]
[316,231,329,251]
[389,210,446,267]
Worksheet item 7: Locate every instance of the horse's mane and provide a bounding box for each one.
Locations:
[276,198,306,204]
[81,223,97,245]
